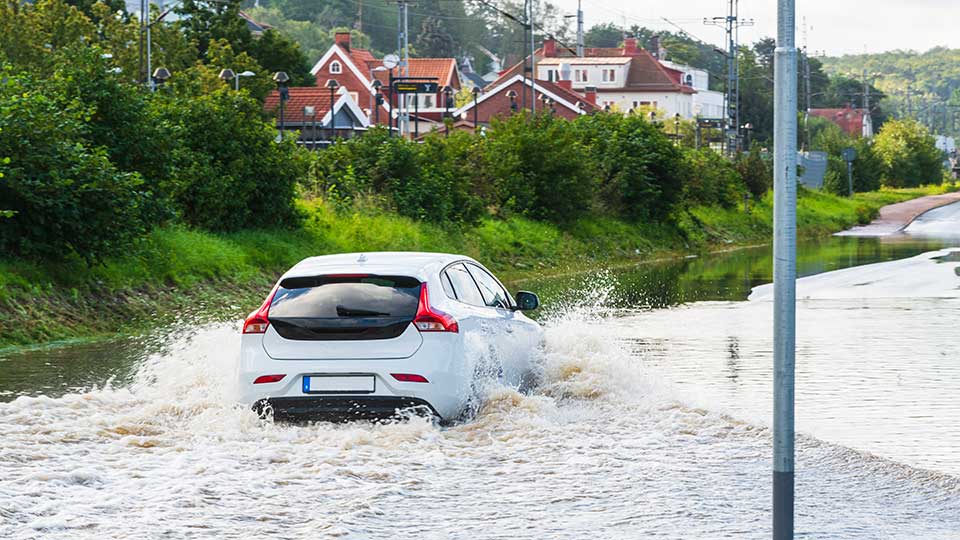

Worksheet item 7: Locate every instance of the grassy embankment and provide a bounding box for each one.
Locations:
[0,185,952,350]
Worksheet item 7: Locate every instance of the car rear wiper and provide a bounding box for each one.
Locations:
[336,305,391,317]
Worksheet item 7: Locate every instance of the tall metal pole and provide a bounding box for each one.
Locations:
[576,0,584,57]
[146,7,153,92]
[402,2,410,137]
[529,0,536,114]
[773,0,797,538]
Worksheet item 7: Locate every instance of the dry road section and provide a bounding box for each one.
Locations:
[837,191,960,237]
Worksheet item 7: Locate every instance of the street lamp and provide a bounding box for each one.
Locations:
[218,68,235,86]
[741,122,754,150]
[304,106,317,150]
[325,78,340,144]
[674,113,682,145]
[372,79,383,126]
[506,89,518,112]
[152,67,171,89]
[273,71,290,140]
[443,85,454,136]
[472,86,481,133]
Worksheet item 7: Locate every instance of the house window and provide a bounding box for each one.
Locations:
[602,69,616,83]
[330,61,342,74]
[422,94,434,109]
[546,69,559,82]
[575,69,588,83]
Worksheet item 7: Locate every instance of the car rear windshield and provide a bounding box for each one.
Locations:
[266,275,422,341]
[270,275,422,319]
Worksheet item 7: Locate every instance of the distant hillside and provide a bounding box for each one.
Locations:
[820,48,960,134]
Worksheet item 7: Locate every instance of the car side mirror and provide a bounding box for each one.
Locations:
[514,291,539,311]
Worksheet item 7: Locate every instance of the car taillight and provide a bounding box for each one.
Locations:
[413,283,458,333]
[243,283,280,334]
[253,374,286,384]
[391,373,429,383]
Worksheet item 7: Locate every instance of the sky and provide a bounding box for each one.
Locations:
[552,0,959,56]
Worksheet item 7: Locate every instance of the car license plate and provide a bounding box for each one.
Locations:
[303,375,376,394]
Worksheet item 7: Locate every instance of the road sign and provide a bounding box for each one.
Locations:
[393,81,439,93]
[841,147,857,162]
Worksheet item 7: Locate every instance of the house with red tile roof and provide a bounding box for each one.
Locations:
[453,74,600,127]
[263,88,371,146]
[491,38,724,120]
[264,32,463,140]
[808,105,874,138]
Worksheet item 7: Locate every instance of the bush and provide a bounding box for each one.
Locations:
[812,122,883,195]
[310,128,486,225]
[0,75,153,261]
[681,148,747,208]
[153,89,307,231]
[573,112,683,221]
[873,119,943,187]
[736,148,772,198]
[486,113,596,223]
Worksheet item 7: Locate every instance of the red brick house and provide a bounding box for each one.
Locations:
[453,74,600,126]
[808,105,874,138]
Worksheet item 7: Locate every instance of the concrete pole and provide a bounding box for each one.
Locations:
[402,2,410,136]
[773,0,797,538]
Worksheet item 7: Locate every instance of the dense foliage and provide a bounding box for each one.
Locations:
[0,0,306,261]
[873,119,945,188]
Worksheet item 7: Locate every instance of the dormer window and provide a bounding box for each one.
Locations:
[330,61,342,74]
[602,69,616,83]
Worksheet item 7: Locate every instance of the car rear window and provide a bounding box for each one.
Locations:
[265,275,423,341]
[270,275,422,318]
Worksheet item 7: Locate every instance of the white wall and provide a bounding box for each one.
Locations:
[537,64,629,89]
[596,92,695,118]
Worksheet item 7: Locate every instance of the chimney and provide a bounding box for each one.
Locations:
[649,35,660,58]
[584,85,597,105]
[558,80,573,91]
[623,37,639,56]
[543,38,557,57]
[334,32,351,51]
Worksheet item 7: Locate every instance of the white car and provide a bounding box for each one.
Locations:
[237,252,543,422]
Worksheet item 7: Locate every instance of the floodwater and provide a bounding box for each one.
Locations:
[2,204,960,539]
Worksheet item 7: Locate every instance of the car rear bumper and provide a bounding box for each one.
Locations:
[254,396,439,422]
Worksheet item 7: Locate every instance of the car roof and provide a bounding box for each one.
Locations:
[282,251,479,280]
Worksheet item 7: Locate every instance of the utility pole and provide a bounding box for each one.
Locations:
[705,0,753,157]
[393,0,413,137]
[529,0,536,113]
[576,0,584,57]
[773,0,797,539]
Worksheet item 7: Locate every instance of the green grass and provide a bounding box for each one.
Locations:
[0,185,950,350]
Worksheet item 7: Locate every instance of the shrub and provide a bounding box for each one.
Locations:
[736,148,772,198]
[681,148,747,208]
[152,89,307,231]
[573,112,684,221]
[812,122,883,195]
[310,128,486,225]
[873,119,943,188]
[486,113,596,223]
[0,75,153,261]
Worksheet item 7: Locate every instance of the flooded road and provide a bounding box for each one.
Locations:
[2,205,960,539]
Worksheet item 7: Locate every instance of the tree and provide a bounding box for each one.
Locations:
[416,16,457,58]
[584,23,622,48]
[873,118,943,187]
[248,29,314,86]
[0,71,154,261]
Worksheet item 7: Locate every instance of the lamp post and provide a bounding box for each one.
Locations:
[218,68,235,88]
[273,71,290,140]
[741,122,754,150]
[372,79,383,126]
[303,106,316,150]
[506,89,518,113]
[472,86,480,133]
[325,78,340,144]
[152,67,170,89]
[674,113,682,146]
[370,66,387,124]
[443,85,454,136]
